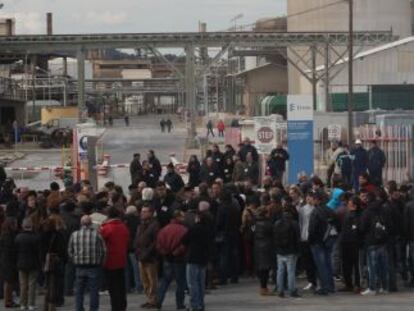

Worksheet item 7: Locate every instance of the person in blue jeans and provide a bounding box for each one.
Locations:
[308,190,340,295]
[273,210,300,297]
[68,216,107,311]
[182,210,213,311]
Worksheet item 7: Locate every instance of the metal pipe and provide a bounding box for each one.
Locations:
[347,0,354,144]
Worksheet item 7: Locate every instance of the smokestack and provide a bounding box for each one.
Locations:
[5,19,13,36]
[199,22,207,33]
[46,12,53,35]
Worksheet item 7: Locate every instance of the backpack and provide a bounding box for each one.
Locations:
[372,215,388,244]
[273,219,293,249]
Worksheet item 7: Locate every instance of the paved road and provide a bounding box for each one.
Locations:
[8,115,187,190]
[57,278,414,311]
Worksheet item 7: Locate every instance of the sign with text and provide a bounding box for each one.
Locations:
[328,124,342,141]
[254,116,276,154]
[287,95,314,184]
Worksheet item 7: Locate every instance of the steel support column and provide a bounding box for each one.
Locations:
[77,49,86,121]
[185,44,197,144]
[325,42,330,112]
[311,46,317,111]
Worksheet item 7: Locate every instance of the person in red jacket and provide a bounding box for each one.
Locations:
[100,207,130,311]
[156,210,188,309]
[217,119,225,137]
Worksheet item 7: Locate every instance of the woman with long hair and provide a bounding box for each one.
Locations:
[187,155,201,188]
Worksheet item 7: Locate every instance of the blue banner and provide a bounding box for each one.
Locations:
[287,120,314,184]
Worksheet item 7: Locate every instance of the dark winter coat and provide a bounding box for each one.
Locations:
[130,158,142,184]
[238,144,259,162]
[149,156,162,179]
[187,160,201,188]
[253,216,274,270]
[15,231,41,271]
[340,210,362,244]
[153,193,176,227]
[367,146,386,173]
[360,200,394,247]
[182,219,212,266]
[0,232,17,281]
[404,200,414,241]
[273,213,300,255]
[270,148,290,172]
[135,219,159,263]
[200,164,220,186]
[164,171,185,193]
[351,146,368,174]
[242,162,260,185]
[308,205,340,245]
[124,213,140,252]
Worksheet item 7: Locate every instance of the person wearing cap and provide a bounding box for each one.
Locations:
[351,139,368,191]
[130,153,142,186]
[15,218,40,311]
[367,140,386,187]
[163,163,185,194]
[68,215,107,311]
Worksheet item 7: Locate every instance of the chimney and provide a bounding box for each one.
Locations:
[6,19,13,36]
[199,22,207,33]
[46,12,53,35]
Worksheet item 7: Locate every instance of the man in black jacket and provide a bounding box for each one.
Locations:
[153,182,176,228]
[367,140,386,187]
[163,163,185,193]
[359,191,393,295]
[238,138,259,163]
[273,210,300,297]
[308,190,339,295]
[269,143,290,182]
[147,150,162,180]
[129,153,142,186]
[200,158,220,186]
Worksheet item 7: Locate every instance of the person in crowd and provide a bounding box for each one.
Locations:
[274,206,300,298]
[136,205,160,309]
[68,215,106,311]
[0,161,7,189]
[308,190,339,295]
[100,207,130,311]
[326,141,344,187]
[147,150,162,181]
[200,157,220,186]
[124,115,129,127]
[160,119,166,133]
[367,140,386,187]
[232,155,245,183]
[90,201,108,229]
[47,182,61,210]
[156,210,188,310]
[359,191,392,295]
[0,217,19,308]
[223,157,234,184]
[206,120,214,137]
[359,172,376,193]
[269,143,290,182]
[42,215,67,311]
[124,205,142,294]
[164,163,185,193]
[340,196,363,293]
[351,139,368,191]
[166,118,173,133]
[60,200,80,297]
[253,206,274,296]
[298,192,317,291]
[224,144,236,160]
[182,210,212,311]
[404,189,414,287]
[130,153,142,186]
[141,161,158,189]
[153,182,176,228]
[15,218,40,311]
[327,178,345,210]
[217,119,225,137]
[238,138,259,163]
[187,155,201,188]
[243,153,260,186]
[241,196,259,277]
[216,190,241,285]
[336,144,353,187]
[211,144,225,178]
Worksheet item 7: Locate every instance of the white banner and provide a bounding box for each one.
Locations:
[287,95,313,121]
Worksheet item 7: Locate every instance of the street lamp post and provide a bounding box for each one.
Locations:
[347,0,354,145]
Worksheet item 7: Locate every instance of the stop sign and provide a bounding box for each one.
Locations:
[257,126,274,143]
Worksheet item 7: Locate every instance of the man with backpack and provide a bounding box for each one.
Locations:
[360,191,392,295]
[273,208,301,298]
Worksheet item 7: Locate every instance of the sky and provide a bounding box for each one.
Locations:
[0,0,287,34]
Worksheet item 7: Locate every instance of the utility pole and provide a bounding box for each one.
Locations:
[347,0,354,144]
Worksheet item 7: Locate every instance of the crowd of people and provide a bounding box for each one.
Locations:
[0,137,413,311]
